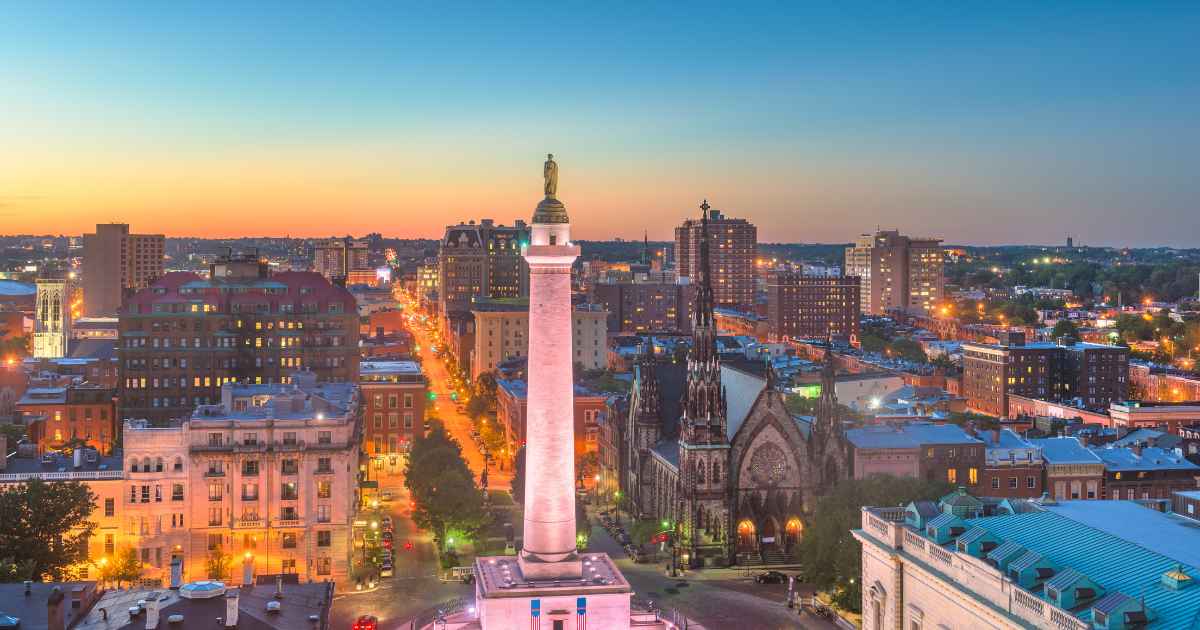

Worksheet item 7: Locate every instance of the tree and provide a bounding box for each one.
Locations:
[0,423,26,446]
[888,338,927,364]
[0,557,37,583]
[0,480,96,581]
[510,446,526,504]
[105,547,143,587]
[206,545,232,580]
[405,421,488,548]
[797,475,951,613]
[1051,319,1081,343]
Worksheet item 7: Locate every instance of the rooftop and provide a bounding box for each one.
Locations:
[76,580,333,630]
[496,378,602,400]
[1091,445,1199,472]
[359,360,423,376]
[845,422,982,450]
[1,448,123,480]
[192,378,357,422]
[1027,436,1104,465]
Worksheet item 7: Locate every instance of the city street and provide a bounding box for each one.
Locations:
[329,466,472,628]
[587,516,839,630]
[400,295,513,493]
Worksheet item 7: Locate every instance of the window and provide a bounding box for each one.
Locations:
[141,485,150,503]
[282,533,297,549]
[281,459,298,475]
[172,484,184,501]
[243,460,259,476]
[173,457,183,472]
[317,480,331,498]
[242,483,258,501]
[208,507,222,526]
[1027,476,1036,489]
[281,506,298,521]
[208,533,223,550]
[317,531,331,547]
[991,477,1000,490]
[208,482,223,501]
[388,394,398,409]
[208,432,223,447]
[317,504,330,523]
[317,457,332,473]
[388,413,399,429]
[403,412,414,429]
[318,431,332,445]
[947,468,957,484]
[373,413,382,429]
[404,393,414,408]
[105,534,115,555]
[243,433,258,446]
[1008,477,1017,489]
[282,432,298,446]
[316,557,331,576]
[281,559,296,574]
[105,498,115,517]
[281,482,298,501]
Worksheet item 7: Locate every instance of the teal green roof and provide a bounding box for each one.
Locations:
[968,509,1200,628]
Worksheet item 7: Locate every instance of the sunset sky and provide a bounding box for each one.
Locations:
[2,3,1197,245]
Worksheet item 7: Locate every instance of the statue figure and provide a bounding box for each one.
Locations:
[543,153,558,197]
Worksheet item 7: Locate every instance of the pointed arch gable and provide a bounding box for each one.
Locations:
[728,386,807,493]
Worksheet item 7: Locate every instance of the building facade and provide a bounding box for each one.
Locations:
[311,238,370,283]
[765,272,860,342]
[674,206,756,311]
[17,383,117,454]
[962,331,1129,418]
[33,277,73,359]
[469,299,606,378]
[118,254,359,423]
[437,219,529,323]
[977,428,1044,498]
[1094,445,1200,500]
[845,423,985,486]
[360,360,426,459]
[1029,437,1105,500]
[589,281,694,333]
[844,229,943,315]
[82,223,165,317]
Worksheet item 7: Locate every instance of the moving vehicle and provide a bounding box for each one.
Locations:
[754,570,790,584]
[380,562,394,578]
[352,615,379,630]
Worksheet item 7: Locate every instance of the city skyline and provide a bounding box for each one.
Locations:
[3,4,1198,246]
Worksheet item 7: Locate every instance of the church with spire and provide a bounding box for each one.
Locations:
[623,200,852,567]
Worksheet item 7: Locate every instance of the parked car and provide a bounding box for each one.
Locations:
[754,570,790,584]
[381,516,393,529]
[353,615,379,630]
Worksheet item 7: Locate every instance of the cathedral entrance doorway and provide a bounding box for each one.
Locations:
[785,517,803,548]
[760,518,778,551]
[736,519,756,550]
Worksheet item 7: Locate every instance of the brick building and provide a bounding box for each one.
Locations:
[765,272,860,342]
[589,281,694,333]
[845,422,985,487]
[962,331,1128,418]
[1094,444,1200,500]
[17,383,117,454]
[118,253,359,423]
[975,427,1044,498]
[495,378,606,485]
[1029,436,1105,500]
[359,360,426,459]
[675,205,756,311]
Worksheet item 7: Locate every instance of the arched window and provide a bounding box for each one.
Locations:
[711,460,721,485]
[130,459,139,473]
[155,457,164,472]
[174,457,183,472]
[142,457,152,472]
[695,460,705,484]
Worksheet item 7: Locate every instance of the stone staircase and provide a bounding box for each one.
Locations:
[760,548,791,565]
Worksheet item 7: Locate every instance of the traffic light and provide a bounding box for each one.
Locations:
[428,391,437,401]
[404,540,413,551]
[450,391,458,401]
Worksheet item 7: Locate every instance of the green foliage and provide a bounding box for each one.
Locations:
[797,475,952,613]
[206,545,231,580]
[0,480,97,581]
[0,423,26,445]
[578,368,630,394]
[510,446,525,504]
[405,420,488,548]
[784,394,818,416]
[0,334,31,358]
[1051,319,1081,343]
[888,338,927,363]
[105,547,143,587]
[0,558,37,583]
[629,518,663,546]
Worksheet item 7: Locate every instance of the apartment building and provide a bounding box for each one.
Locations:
[765,272,860,342]
[589,281,694,333]
[118,253,359,422]
[360,360,427,459]
[312,238,370,284]
[16,383,117,454]
[675,206,756,311]
[437,219,529,324]
[844,229,943,315]
[82,223,165,317]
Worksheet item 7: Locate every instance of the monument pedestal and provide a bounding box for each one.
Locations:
[473,553,632,629]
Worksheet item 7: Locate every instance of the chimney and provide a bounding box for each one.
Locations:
[73,448,82,469]
[992,428,1002,446]
[47,586,65,630]
[1131,443,1143,457]
[224,589,240,627]
[144,593,160,629]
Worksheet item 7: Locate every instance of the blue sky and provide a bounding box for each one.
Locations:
[1,2,1197,245]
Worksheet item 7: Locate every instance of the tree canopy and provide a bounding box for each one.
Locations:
[0,480,97,581]
[405,420,488,548]
[797,475,951,613]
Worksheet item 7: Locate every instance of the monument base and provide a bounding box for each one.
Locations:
[518,550,582,580]
[472,553,634,630]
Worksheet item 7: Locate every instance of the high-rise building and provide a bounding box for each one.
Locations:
[437,218,529,326]
[312,237,370,284]
[118,252,359,423]
[82,223,165,317]
[33,276,73,358]
[844,229,943,315]
[766,272,860,342]
[589,281,694,333]
[961,331,1129,417]
[674,205,756,310]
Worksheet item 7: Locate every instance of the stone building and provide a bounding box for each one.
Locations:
[624,202,852,566]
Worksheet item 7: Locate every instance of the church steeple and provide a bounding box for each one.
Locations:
[681,200,726,444]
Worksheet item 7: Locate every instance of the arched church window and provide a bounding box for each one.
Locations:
[695,460,705,484]
[711,460,721,484]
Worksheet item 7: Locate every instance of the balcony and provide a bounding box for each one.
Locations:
[233,519,264,529]
[272,519,304,528]
[193,443,233,452]
[234,442,267,453]
[204,470,225,478]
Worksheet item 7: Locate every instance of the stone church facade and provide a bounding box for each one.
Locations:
[622,202,852,567]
